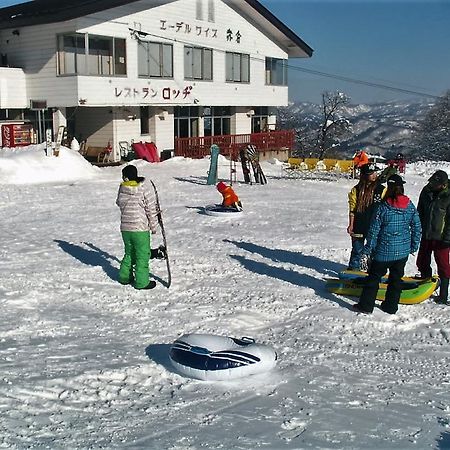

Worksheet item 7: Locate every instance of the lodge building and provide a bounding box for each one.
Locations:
[0,0,312,162]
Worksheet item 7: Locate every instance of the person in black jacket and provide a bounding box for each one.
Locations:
[416,170,450,305]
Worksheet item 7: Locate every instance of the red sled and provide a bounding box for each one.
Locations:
[131,141,160,163]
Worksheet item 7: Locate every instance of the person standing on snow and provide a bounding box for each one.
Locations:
[353,174,421,314]
[353,149,369,168]
[216,182,242,211]
[416,170,450,305]
[347,163,385,271]
[116,165,158,290]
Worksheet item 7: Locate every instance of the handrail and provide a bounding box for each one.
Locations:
[174,130,295,160]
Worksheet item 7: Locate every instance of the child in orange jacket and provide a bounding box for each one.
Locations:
[217,182,242,210]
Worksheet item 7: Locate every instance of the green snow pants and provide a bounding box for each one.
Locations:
[119,231,151,289]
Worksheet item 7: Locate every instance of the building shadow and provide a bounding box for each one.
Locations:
[54,239,118,280]
[229,254,349,308]
[225,239,345,276]
[174,176,209,185]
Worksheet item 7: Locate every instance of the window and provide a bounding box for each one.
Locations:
[196,0,203,20]
[57,34,86,75]
[208,0,215,22]
[57,33,126,76]
[184,46,213,80]
[204,107,231,136]
[88,36,113,75]
[138,41,173,78]
[225,52,250,83]
[265,57,288,86]
[140,106,150,135]
[252,107,270,133]
[174,107,200,138]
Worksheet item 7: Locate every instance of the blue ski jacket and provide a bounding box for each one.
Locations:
[364,195,422,262]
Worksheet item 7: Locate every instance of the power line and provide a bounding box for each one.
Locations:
[286,65,440,99]
[128,27,441,100]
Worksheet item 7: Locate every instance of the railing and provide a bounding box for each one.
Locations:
[174,130,295,160]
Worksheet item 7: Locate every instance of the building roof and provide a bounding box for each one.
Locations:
[0,0,313,57]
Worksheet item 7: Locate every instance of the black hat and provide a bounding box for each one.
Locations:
[360,163,380,176]
[387,174,406,187]
[122,165,139,181]
[428,170,448,186]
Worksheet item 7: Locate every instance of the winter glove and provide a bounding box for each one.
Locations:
[360,254,371,273]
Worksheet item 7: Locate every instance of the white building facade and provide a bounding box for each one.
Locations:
[0,0,312,161]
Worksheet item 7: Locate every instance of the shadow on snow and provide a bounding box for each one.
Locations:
[174,176,208,185]
[54,239,119,281]
[225,239,345,276]
[145,343,187,377]
[229,254,349,308]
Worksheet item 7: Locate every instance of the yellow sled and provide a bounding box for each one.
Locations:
[326,276,439,305]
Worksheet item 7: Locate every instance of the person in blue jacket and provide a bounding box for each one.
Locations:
[353,174,422,314]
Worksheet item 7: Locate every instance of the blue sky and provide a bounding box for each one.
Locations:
[0,0,449,104]
[260,0,450,104]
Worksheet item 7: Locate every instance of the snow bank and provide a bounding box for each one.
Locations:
[0,144,100,184]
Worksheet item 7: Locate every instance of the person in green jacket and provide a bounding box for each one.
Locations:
[116,165,158,290]
[416,170,450,305]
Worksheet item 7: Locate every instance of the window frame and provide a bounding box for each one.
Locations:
[57,33,127,77]
[184,45,213,81]
[138,40,173,79]
[225,52,250,83]
[265,57,288,86]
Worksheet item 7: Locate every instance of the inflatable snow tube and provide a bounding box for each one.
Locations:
[204,204,244,218]
[169,334,277,381]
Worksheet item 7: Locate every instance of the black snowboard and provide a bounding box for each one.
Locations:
[150,180,171,288]
[239,148,252,184]
[246,144,267,185]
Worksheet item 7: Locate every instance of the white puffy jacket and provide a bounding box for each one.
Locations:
[116,179,158,233]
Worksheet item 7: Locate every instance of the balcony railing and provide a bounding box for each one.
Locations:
[174,130,295,160]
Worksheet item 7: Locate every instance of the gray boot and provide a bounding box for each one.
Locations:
[437,278,450,305]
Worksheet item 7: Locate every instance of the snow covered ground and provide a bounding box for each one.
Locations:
[1,145,450,449]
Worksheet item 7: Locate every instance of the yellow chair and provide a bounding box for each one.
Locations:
[304,158,320,170]
[323,159,339,171]
[287,157,303,169]
[336,160,355,174]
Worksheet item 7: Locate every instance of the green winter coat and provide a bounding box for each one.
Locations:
[417,185,450,242]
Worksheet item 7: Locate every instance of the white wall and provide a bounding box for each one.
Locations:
[148,106,175,151]
[0,23,80,107]
[70,0,290,107]
[0,68,27,108]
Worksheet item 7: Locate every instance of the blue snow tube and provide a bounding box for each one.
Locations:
[169,334,277,381]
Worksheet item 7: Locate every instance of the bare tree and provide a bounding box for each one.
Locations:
[413,90,450,161]
[316,91,352,159]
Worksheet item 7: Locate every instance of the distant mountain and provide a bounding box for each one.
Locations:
[278,100,434,159]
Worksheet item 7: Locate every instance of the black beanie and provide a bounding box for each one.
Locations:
[122,165,138,181]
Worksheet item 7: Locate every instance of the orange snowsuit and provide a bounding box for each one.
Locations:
[217,182,241,209]
[353,151,369,168]
[221,186,240,207]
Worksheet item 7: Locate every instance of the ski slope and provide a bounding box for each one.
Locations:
[1,145,450,449]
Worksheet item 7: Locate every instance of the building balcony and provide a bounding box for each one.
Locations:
[174,130,295,160]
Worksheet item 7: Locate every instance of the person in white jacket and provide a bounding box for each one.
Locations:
[116,165,158,289]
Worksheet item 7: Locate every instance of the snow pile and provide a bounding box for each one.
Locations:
[0,144,99,184]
